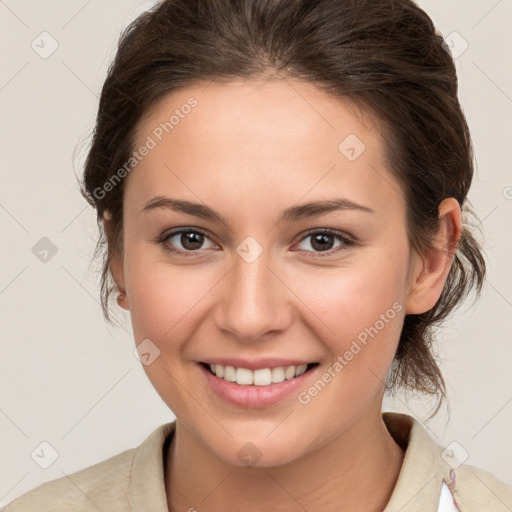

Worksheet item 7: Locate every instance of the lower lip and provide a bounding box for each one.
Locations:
[198,363,319,408]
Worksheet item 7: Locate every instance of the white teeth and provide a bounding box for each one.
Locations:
[206,363,312,386]
[271,366,285,383]
[284,365,296,380]
[296,363,308,377]
[223,365,236,382]
[253,368,272,386]
[236,367,253,385]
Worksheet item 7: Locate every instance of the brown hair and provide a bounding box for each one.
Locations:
[80,0,486,416]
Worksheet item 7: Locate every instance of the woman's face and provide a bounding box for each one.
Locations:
[114,78,423,466]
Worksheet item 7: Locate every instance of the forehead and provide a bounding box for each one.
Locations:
[136,78,379,157]
[127,78,403,219]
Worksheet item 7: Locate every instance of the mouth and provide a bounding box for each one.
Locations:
[199,361,320,386]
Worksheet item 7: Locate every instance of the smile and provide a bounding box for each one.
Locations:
[201,362,319,386]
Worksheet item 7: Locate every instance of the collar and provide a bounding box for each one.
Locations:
[382,412,456,511]
[129,421,174,511]
[128,412,454,511]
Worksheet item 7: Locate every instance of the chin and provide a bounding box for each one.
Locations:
[207,428,308,469]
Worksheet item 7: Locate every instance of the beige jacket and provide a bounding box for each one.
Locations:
[3,412,511,511]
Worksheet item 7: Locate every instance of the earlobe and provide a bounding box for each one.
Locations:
[110,252,129,310]
[116,291,129,310]
[405,198,462,315]
[102,213,130,311]
[111,252,130,310]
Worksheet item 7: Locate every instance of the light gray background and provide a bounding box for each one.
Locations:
[0,0,511,505]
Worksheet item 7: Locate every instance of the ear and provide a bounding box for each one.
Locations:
[405,197,462,315]
[102,212,130,311]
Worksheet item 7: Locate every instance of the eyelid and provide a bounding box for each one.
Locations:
[156,226,356,258]
[156,226,220,256]
[291,228,356,256]
[160,226,211,241]
[295,227,355,244]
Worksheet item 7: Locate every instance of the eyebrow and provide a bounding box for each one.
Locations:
[142,195,375,223]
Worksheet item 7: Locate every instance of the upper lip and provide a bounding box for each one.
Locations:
[200,358,318,371]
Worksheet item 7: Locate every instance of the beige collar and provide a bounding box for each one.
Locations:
[382,412,455,511]
[128,412,455,511]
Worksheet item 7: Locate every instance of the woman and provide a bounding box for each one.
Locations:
[4,0,511,511]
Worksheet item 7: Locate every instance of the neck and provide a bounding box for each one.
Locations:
[165,408,405,512]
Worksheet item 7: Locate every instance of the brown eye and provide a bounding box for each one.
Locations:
[180,231,205,250]
[310,233,336,251]
[160,228,217,255]
[295,229,354,256]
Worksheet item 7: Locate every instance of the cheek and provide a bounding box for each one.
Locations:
[289,263,407,425]
[290,249,409,371]
[296,255,406,327]
[123,251,215,408]
[123,243,217,344]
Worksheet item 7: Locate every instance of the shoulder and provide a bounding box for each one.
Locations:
[382,412,512,511]
[2,422,175,512]
[2,446,136,512]
[451,463,512,511]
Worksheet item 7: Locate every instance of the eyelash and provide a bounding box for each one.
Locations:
[156,227,355,259]
[296,229,356,258]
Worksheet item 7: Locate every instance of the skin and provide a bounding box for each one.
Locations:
[106,78,461,511]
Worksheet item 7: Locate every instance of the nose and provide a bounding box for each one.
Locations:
[214,247,292,343]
